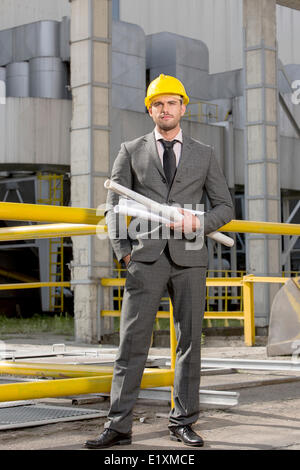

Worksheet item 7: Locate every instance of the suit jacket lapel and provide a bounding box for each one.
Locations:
[173,133,193,180]
[143,131,165,179]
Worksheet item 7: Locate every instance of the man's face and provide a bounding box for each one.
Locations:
[148,94,186,132]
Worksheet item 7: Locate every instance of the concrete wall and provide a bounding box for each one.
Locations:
[110,108,226,171]
[277,4,300,66]
[0,100,299,193]
[0,97,71,167]
[1,0,300,73]
[120,0,300,72]
[280,135,300,190]
[0,0,300,80]
[0,0,70,30]
[112,20,146,112]
[120,0,243,74]
[234,128,300,192]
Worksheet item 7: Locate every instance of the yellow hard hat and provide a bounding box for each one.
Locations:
[145,74,189,109]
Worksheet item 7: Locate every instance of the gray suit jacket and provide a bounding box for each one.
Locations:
[106,131,234,267]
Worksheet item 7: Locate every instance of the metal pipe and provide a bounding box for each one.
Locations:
[0,361,173,380]
[169,301,176,409]
[0,202,104,225]
[201,358,300,372]
[137,388,239,408]
[0,282,71,291]
[221,219,300,237]
[0,202,299,237]
[0,219,296,245]
[0,361,112,378]
[0,375,112,401]
[0,268,37,283]
[0,369,174,402]
[0,243,37,249]
[0,223,105,242]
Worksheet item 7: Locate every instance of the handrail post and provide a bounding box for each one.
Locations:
[243,276,255,346]
[169,300,177,409]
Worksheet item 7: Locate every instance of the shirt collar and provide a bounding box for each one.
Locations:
[154,128,183,143]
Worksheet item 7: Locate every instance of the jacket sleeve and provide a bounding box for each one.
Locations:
[105,143,133,262]
[203,147,234,235]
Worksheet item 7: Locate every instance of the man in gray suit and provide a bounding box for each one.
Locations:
[85,74,234,449]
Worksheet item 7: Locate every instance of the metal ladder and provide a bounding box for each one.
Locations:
[37,174,64,313]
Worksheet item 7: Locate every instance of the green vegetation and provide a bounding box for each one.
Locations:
[114,317,243,331]
[0,313,74,336]
[202,319,243,328]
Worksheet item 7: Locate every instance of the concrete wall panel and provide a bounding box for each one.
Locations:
[0,0,70,30]
[0,97,71,167]
[6,62,29,97]
[0,29,12,66]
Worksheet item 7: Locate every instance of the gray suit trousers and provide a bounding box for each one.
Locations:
[105,248,207,434]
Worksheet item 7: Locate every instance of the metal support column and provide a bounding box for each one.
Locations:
[243,0,282,327]
[70,0,112,342]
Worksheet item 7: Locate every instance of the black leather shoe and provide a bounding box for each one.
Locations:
[84,428,132,449]
[169,425,204,447]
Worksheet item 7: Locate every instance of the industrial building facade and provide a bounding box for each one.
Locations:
[0,0,299,343]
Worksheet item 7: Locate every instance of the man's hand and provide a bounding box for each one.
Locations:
[123,254,131,267]
[167,208,201,233]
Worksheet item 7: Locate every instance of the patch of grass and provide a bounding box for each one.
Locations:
[0,314,74,336]
[203,319,243,328]
[114,317,243,332]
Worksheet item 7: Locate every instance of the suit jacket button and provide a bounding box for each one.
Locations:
[162,177,167,184]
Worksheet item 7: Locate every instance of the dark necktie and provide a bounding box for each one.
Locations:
[160,139,177,187]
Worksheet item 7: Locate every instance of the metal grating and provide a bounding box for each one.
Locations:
[0,404,106,430]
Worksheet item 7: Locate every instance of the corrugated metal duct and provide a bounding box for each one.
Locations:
[0,67,6,104]
[59,16,70,62]
[0,29,13,66]
[6,62,29,97]
[0,67,6,83]
[29,57,68,99]
[36,21,60,58]
[15,21,60,62]
[112,20,146,112]
[0,20,65,66]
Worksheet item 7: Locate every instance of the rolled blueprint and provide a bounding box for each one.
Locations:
[115,200,233,247]
[115,198,172,225]
[104,179,182,222]
[104,179,234,247]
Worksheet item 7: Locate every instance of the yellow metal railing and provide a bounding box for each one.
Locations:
[0,201,298,404]
[185,101,219,123]
[111,266,245,327]
[0,273,294,348]
[0,282,71,291]
[37,174,65,312]
[0,201,300,237]
[206,269,245,327]
[0,363,174,403]
[100,275,253,344]
[100,274,294,348]
[282,271,300,277]
[0,274,291,405]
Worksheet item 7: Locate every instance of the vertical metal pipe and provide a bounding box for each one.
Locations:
[169,300,176,409]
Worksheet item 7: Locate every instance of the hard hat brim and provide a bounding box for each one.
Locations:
[145,92,189,109]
